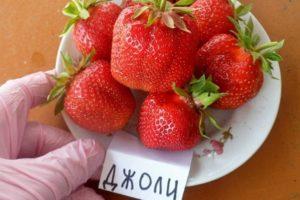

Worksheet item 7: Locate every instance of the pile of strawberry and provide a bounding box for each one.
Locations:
[48,0,283,152]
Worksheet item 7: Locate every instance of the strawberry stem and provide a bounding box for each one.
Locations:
[198,113,210,139]
[159,0,167,10]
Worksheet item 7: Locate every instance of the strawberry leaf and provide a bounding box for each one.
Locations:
[55,72,70,86]
[136,0,155,4]
[245,17,254,37]
[189,75,224,109]
[47,85,65,103]
[229,14,284,77]
[250,51,261,62]
[84,0,104,7]
[190,75,219,95]
[71,0,90,19]
[133,6,150,19]
[61,52,77,75]
[170,12,190,33]
[133,0,193,31]
[79,49,96,69]
[84,0,95,7]
[84,49,96,64]
[261,57,273,75]
[153,0,160,8]
[63,1,80,18]
[190,75,206,89]
[146,10,160,26]
[162,13,175,29]
[228,16,241,32]
[252,34,260,46]
[60,17,79,37]
[79,8,90,19]
[204,110,223,131]
[195,93,225,109]
[55,93,66,115]
[255,40,285,52]
[266,40,285,53]
[61,0,107,36]
[47,51,96,114]
[264,52,283,61]
[229,0,237,6]
[235,4,252,18]
[172,83,189,98]
[165,1,173,11]
[47,50,95,109]
[198,112,210,139]
[159,0,167,10]
[175,0,195,7]
[172,7,194,15]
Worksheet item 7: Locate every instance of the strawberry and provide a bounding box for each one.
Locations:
[196,17,284,109]
[191,0,252,45]
[111,0,199,92]
[138,92,201,151]
[138,76,225,151]
[61,0,121,60]
[47,52,136,133]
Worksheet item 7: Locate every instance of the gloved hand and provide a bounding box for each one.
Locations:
[0,71,105,200]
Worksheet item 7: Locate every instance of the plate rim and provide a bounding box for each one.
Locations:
[55,11,282,187]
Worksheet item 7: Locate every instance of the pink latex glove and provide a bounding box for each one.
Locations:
[0,71,105,200]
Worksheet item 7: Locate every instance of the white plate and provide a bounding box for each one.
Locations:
[55,3,281,186]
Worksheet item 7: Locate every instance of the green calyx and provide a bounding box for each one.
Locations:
[189,75,225,109]
[189,75,227,137]
[172,75,224,110]
[228,2,284,78]
[132,0,195,33]
[61,0,107,36]
[172,76,227,138]
[47,50,95,115]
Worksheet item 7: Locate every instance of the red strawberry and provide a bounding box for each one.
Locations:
[196,17,284,109]
[111,0,199,92]
[191,0,234,45]
[48,53,136,133]
[138,92,201,151]
[191,0,253,45]
[138,76,228,151]
[62,0,121,60]
[198,37,264,109]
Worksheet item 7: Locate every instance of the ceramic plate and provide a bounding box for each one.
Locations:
[55,1,281,186]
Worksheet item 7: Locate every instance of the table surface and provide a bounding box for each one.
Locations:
[0,0,299,199]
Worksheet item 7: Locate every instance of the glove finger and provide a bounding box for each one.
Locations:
[19,121,74,158]
[0,71,54,159]
[91,166,103,181]
[0,139,105,200]
[64,186,105,200]
[0,70,54,109]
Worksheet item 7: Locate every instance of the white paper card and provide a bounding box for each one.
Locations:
[99,131,193,200]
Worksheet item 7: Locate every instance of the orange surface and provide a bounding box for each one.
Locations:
[0,0,299,199]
